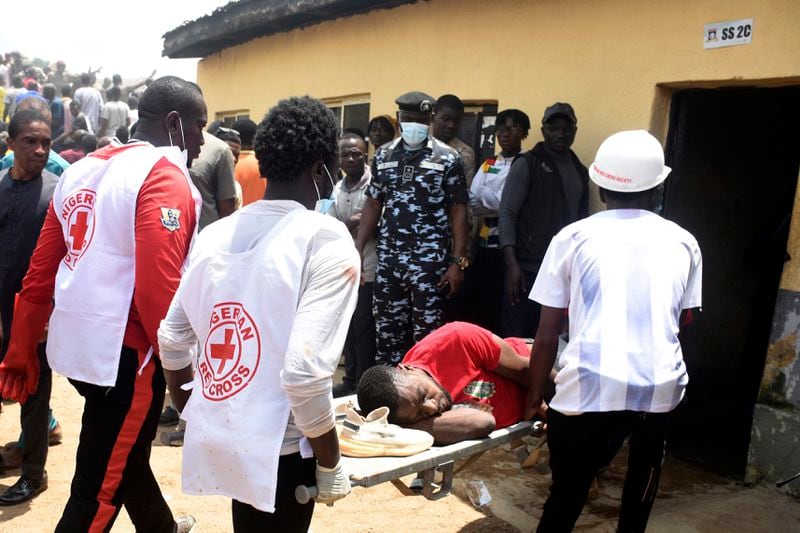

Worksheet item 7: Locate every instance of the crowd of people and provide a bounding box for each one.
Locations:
[0,48,702,533]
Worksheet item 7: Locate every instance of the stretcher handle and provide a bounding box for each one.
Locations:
[295,485,318,504]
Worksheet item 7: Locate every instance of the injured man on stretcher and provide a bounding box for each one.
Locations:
[357,322,554,445]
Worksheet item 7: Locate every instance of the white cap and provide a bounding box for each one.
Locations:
[589,130,671,193]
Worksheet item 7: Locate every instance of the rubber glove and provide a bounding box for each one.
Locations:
[314,461,351,505]
[0,297,51,403]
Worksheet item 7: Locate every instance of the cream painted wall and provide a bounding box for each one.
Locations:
[198,0,800,161]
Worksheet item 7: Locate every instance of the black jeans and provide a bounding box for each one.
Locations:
[56,346,174,533]
[232,453,317,532]
[463,246,504,334]
[342,282,376,388]
[537,409,672,533]
[501,267,541,338]
[19,342,52,481]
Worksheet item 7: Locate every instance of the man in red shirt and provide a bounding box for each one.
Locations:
[358,321,550,444]
[0,76,204,532]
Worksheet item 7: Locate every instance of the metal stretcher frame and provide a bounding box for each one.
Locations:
[341,420,539,500]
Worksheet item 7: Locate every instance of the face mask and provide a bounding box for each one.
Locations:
[400,122,429,147]
[168,111,188,165]
[313,164,336,213]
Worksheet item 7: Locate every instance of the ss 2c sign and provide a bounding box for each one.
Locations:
[704,18,753,49]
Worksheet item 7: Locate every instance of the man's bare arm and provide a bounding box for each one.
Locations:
[491,335,530,386]
[407,408,496,446]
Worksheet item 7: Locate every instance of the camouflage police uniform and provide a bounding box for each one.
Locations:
[367,135,468,365]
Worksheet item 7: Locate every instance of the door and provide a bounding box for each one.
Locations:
[663,86,800,476]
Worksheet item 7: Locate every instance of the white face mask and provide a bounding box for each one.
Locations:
[168,111,188,165]
[313,164,336,213]
[400,122,429,147]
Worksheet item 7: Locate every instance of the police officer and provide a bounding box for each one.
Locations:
[356,91,469,366]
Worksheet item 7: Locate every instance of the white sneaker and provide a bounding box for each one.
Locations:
[176,514,197,533]
[338,406,434,457]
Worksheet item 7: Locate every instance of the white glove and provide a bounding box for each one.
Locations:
[315,461,351,505]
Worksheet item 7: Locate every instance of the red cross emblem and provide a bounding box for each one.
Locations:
[61,189,96,269]
[201,302,261,402]
[209,328,237,373]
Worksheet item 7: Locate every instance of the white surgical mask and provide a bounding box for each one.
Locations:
[168,111,188,165]
[400,122,429,147]
[313,164,336,213]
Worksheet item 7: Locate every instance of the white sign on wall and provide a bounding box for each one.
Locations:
[704,18,754,49]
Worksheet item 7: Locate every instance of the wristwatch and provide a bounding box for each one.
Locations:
[450,255,470,271]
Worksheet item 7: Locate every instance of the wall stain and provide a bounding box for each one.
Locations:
[759,332,798,406]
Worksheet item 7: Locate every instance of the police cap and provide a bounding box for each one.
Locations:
[395,91,435,114]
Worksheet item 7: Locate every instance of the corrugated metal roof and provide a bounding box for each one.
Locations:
[162,0,419,59]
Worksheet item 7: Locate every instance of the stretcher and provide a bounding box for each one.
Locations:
[339,419,542,500]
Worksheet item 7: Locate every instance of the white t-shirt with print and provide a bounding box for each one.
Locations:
[530,209,702,415]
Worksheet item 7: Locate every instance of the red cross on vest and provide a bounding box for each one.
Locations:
[210,328,237,373]
[69,211,89,251]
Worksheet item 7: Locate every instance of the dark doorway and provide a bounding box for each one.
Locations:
[458,103,498,177]
[663,86,800,477]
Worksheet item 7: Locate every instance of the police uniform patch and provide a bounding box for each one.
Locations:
[160,207,181,232]
[402,165,415,184]
[378,161,399,170]
[420,161,445,172]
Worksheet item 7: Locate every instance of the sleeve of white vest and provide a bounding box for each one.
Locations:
[158,290,198,371]
[281,230,360,438]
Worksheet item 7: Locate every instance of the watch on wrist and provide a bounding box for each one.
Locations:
[450,255,470,271]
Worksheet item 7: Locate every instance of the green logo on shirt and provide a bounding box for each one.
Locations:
[463,381,496,400]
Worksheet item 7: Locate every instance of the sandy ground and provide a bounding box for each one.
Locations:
[2,372,800,532]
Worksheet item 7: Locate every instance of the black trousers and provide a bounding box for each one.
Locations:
[19,342,52,481]
[501,267,541,338]
[56,346,174,533]
[342,282,376,388]
[232,452,317,533]
[463,246,504,334]
[537,409,672,533]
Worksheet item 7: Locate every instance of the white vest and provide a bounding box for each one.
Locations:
[178,205,329,513]
[47,143,200,386]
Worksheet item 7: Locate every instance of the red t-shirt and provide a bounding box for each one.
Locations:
[20,144,197,356]
[402,322,529,428]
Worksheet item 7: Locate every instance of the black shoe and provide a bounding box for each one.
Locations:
[159,405,180,426]
[332,382,356,398]
[0,473,48,505]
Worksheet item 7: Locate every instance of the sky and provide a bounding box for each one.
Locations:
[0,0,233,82]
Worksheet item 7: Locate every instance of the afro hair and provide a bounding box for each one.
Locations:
[254,96,339,183]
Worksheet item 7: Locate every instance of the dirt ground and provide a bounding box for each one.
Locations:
[2,372,800,532]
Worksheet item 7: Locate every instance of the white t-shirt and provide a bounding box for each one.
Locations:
[99,100,130,137]
[73,86,103,133]
[530,209,702,415]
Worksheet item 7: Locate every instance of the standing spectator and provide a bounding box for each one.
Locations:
[3,75,25,121]
[98,86,129,138]
[189,130,238,230]
[0,55,9,87]
[367,115,396,154]
[73,72,103,133]
[48,61,70,91]
[432,94,476,185]
[526,130,702,532]
[42,84,65,139]
[232,118,265,206]
[498,103,588,338]
[0,110,59,505]
[60,85,73,133]
[58,133,97,164]
[356,91,469,366]
[465,109,530,333]
[330,133,377,397]
[1,97,70,177]
[216,127,241,162]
